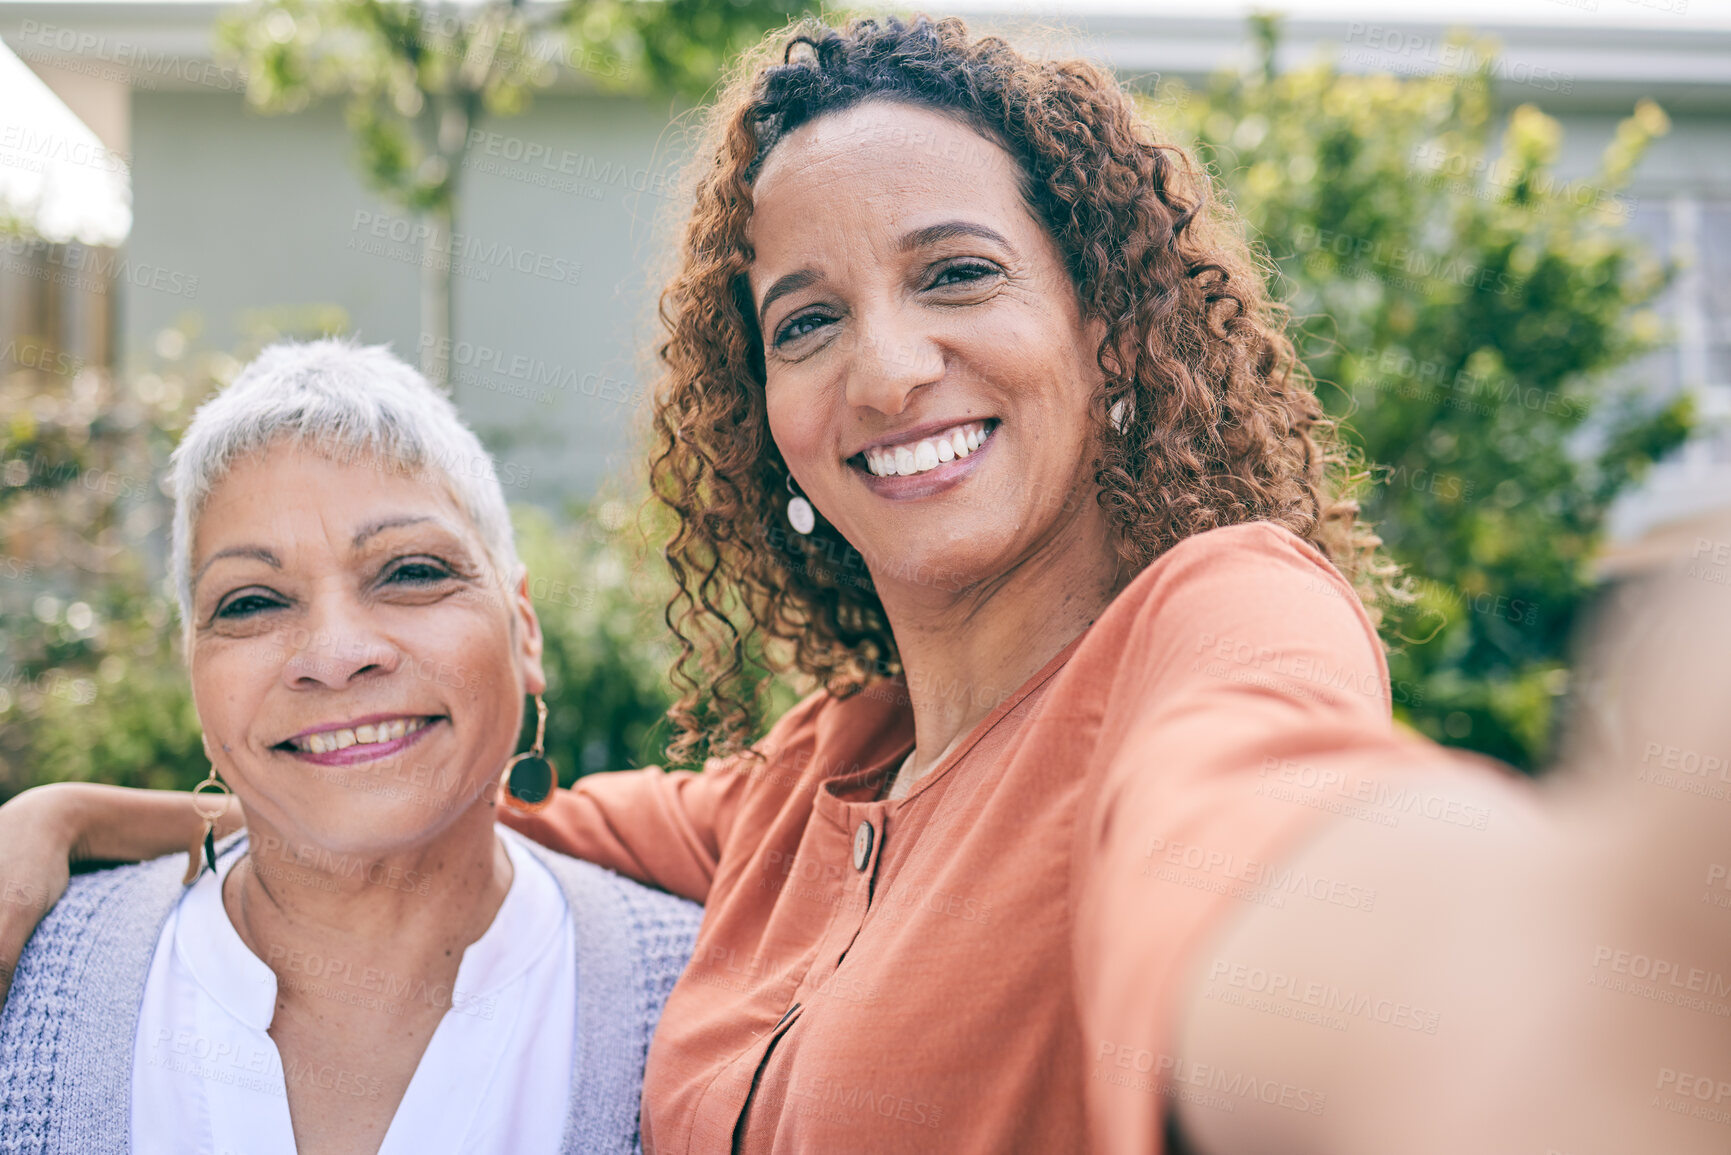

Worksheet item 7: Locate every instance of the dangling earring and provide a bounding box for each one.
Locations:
[183,764,232,885]
[1108,395,1135,434]
[785,474,815,536]
[501,695,557,814]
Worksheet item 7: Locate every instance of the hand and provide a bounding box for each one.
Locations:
[0,784,79,1011]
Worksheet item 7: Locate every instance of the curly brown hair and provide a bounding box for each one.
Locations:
[648,13,1387,765]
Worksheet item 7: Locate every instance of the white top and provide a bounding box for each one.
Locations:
[130,827,576,1155]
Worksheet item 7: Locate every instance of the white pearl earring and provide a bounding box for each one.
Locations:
[785,474,815,535]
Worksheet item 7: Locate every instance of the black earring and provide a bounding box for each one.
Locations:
[501,695,556,813]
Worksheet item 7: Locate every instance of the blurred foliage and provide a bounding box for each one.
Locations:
[513,501,803,779]
[0,328,224,798]
[1155,17,1692,768]
[510,501,678,782]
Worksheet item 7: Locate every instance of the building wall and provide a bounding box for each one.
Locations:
[124,89,691,507]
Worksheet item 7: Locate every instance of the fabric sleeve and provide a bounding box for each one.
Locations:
[1072,522,1453,1153]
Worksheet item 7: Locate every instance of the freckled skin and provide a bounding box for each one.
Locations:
[748,101,1127,791]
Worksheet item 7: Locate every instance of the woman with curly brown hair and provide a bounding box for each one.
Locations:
[5,14,1731,1155]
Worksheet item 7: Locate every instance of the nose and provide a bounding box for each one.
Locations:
[842,308,945,415]
[278,591,400,690]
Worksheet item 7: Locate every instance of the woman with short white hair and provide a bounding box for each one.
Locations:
[0,339,698,1155]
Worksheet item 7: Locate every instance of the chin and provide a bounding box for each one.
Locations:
[269,786,482,858]
[856,536,1000,597]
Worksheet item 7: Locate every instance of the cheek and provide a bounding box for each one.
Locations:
[764,382,827,477]
[190,645,272,742]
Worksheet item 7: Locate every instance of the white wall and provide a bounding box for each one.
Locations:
[124,89,692,506]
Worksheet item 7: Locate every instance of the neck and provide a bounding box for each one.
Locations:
[876,500,1127,796]
[224,804,512,1015]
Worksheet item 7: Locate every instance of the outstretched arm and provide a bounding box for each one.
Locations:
[0,782,246,1007]
[1074,525,1731,1154]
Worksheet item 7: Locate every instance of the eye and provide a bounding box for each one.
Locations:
[215,590,286,620]
[928,260,1001,290]
[773,310,835,348]
[384,557,454,585]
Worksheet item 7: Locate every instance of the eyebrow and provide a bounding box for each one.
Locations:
[755,220,1014,330]
[352,515,438,549]
[898,220,1012,253]
[191,546,280,590]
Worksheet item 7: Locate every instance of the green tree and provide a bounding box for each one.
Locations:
[216,0,815,389]
[1158,18,1691,768]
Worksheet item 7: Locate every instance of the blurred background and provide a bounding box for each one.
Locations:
[1,0,1727,797]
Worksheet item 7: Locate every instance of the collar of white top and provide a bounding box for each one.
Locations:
[174,826,569,1032]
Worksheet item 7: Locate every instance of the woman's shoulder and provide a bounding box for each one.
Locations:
[507,833,699,1151]
[1107,520,1374,640]
[1067,519,1392,719]
[0,850,188,1135]
[1149,519,1349,588]
[17,852,187,972]
[511,832,702,954]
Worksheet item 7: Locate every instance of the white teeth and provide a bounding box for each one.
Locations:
[334,729,356,749]
[864,422,993,477]
[356,724,376,743]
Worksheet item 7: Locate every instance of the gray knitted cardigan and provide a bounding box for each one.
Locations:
[0,833,701,1155]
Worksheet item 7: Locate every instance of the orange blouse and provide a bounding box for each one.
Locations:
[503,521,1475,1153]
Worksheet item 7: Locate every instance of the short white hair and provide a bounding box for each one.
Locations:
[169,338,520,623]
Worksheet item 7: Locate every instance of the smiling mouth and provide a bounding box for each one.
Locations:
[853,419,998,478]
[278,716,437,756]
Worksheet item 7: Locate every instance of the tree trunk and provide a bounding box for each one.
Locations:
[419,201,455,395]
